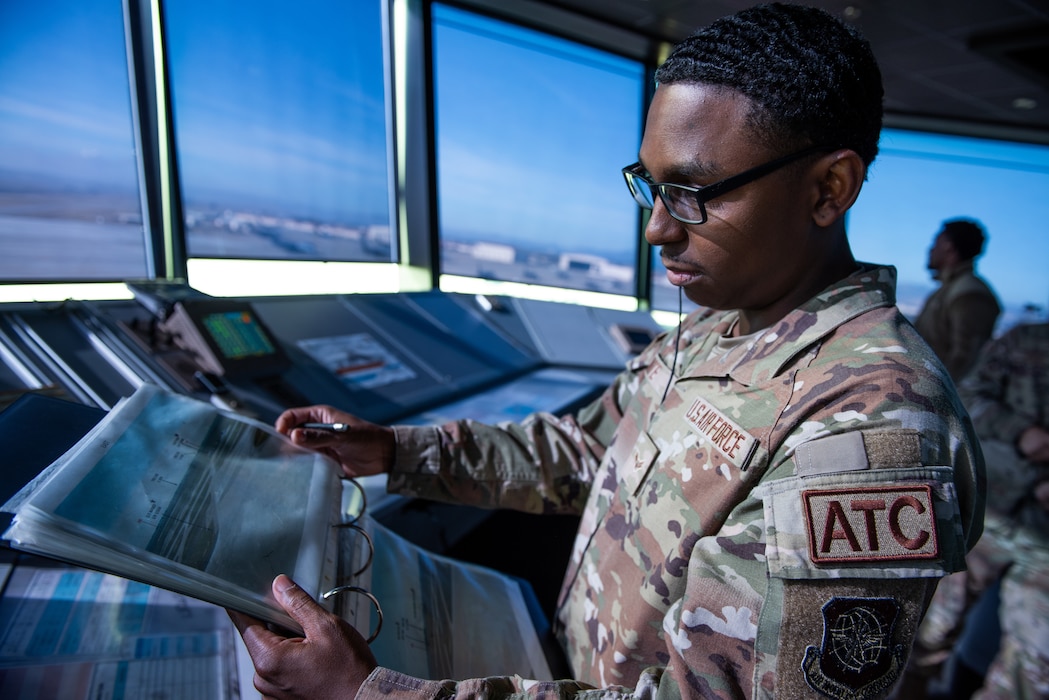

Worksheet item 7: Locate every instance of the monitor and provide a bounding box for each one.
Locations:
[161,299,290,379]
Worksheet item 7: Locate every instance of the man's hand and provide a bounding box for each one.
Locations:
[229,575,378,700]
[1017,425,1049,464]
[275,406,396,479]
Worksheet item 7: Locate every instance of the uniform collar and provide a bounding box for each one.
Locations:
[680,264,898,386]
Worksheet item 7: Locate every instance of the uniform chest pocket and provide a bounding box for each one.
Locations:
[619,430,659,496]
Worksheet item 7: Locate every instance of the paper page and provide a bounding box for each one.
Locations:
[356,517,552,681]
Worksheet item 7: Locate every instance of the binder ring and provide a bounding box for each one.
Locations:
[340,522,374,577]
[337,476,367,526]
[322,585,383,643]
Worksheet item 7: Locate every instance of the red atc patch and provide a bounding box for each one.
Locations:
[802,485,939,564]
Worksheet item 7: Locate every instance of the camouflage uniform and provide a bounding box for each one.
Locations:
[910,322,1049,699]
[359,265,984,700]
[913,260,1000,381]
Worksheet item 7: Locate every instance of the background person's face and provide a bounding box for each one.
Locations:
[927,231,955,275]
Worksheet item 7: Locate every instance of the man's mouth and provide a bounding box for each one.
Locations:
[662,262,701,287]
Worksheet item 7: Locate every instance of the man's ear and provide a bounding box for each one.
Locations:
[812,150,866,227]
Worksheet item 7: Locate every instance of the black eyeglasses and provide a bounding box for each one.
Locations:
[622,144,832,225]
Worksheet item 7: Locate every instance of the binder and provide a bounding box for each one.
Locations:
[0,384,555,680]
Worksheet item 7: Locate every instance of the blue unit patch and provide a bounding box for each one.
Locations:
[802,597,905,699]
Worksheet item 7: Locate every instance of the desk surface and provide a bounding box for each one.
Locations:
[0,555,260,699]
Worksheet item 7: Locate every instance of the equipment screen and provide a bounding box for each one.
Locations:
[164,299,290,378]
[200,310,278,360]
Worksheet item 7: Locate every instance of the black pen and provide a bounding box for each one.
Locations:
[297,422,351,433]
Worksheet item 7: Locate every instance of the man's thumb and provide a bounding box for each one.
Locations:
[273,574,324,631]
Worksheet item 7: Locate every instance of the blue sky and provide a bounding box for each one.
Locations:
[432,3,643,264]
[162,0,391,224]
[430,4,1049,316]
[850,129,1049,316]
[0,0,138,189]
[1,0,1046,316]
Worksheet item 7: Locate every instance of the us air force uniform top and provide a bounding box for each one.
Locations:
[360,264,984,700]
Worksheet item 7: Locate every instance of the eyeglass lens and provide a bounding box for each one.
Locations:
[626,170,705,224]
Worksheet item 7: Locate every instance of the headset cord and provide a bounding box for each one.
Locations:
[662,285,683,403]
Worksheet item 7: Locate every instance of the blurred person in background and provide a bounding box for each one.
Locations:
[913,218,1000,381]
[903,320,1049,699]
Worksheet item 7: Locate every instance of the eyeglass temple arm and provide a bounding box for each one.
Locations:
[694,145,832,202]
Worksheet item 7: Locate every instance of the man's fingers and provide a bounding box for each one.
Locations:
[273,574,331,638]
[228,608,263,636]
[289,430,341,448]
[227,608,285,654]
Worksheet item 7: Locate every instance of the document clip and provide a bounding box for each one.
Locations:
[322,585,383,643]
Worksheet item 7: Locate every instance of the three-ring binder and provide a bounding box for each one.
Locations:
[337,522,375,577]
[323,476,383,643]
[322,585,384,643]
[337,475,368,527]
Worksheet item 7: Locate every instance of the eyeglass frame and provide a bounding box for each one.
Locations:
[622,144,836,225]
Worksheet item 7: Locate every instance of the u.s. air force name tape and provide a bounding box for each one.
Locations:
[684,397,758,470]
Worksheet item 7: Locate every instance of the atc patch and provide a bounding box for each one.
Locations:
[802,597,905,699]
[802,485,939,564]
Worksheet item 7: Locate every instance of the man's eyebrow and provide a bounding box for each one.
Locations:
[638,158,721,182]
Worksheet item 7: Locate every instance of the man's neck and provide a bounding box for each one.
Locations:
[735,250,859,337]
[938,259,975,283]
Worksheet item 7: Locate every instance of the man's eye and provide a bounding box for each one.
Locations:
[664,186,692,202]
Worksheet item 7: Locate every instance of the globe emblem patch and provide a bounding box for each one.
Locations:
[802,597,905,699]
[828,605,891,673]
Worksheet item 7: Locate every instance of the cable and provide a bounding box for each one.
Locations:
[662,286,683,403]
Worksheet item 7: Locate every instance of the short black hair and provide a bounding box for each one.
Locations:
[654,3,883,168]
[941,218,987,261]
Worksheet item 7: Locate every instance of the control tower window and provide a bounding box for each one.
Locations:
[0,0,148,281]
[162,0,395,263]
[432,3,644,298]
